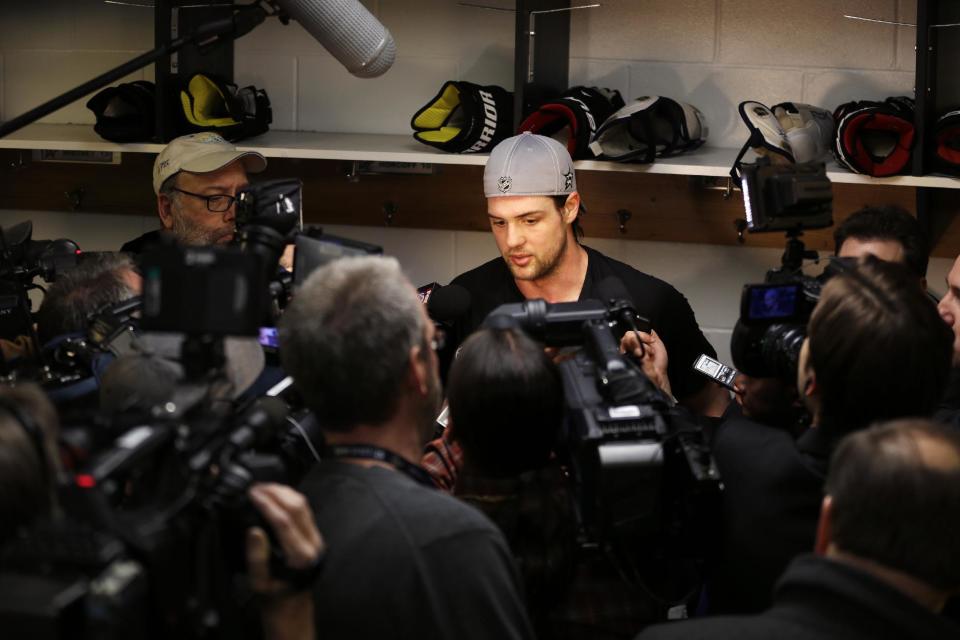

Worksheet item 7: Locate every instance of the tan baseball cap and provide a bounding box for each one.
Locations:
[153,132,267,194]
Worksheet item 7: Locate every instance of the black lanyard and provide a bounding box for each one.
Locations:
[323,444,437,489]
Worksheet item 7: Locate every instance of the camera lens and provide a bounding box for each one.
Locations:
[760,324,806,382]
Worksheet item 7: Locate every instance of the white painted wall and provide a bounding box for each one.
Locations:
[0,0,946,363]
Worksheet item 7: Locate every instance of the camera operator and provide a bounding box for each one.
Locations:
[447,132,728,417]
[279,256,533,639]
[704,257,952,615]
[0,379,324,640]
[34,252,140,347]
[834,205,928,288]
[122,132,267,252]
[637,418,960,640]
[724,205,929,433]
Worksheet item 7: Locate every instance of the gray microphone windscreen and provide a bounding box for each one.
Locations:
[274,0,396,78]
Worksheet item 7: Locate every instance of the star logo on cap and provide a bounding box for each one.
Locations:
[563,171,573,190]
[498,176,512,193]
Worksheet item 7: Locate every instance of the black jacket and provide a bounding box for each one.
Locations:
[707,419,835,614]
[120,229,164,254]
[639,555,960,640]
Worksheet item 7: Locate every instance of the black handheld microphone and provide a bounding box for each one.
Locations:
[425,284,472,325]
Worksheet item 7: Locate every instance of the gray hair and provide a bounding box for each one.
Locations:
[279,256,427,431]
[36,252,138,345]
[158,172,180,201]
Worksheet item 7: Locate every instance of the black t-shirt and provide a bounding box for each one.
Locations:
[449,244,717,400]
[299,461,534,640]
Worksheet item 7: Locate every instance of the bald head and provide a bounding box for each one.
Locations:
[824,419,960,592]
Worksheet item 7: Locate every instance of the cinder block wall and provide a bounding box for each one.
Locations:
[1,1,949,362]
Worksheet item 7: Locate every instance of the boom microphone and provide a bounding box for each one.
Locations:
[271,0,396,78]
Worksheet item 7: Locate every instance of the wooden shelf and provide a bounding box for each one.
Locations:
[2,123,959,189]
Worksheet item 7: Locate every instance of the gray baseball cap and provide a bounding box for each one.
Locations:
[483,132,577,198]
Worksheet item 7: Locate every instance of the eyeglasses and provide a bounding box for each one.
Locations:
[171,187,237,213]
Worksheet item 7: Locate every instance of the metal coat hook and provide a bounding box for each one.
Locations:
[9,153,27,170]
[346,160,361,183]
[65,187,86,211]
[734,218,748,244]
[616,209,631,235]
[722,176,735,200]
[383,201,398,226]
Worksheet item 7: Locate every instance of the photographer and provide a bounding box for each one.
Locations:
[706,257,952,614]
[638,418,960,640]
[279,256,533,639]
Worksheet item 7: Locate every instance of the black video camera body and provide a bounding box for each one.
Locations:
[0,220,80,360]
[483,297,721,561]
[731,257,855,382]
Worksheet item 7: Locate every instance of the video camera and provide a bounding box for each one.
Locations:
[0,220,80,366]
[0,182,379,637]
[483,296,721,594]
[232,178,382,316]
[731,159,847,382]
[0,243,320,638]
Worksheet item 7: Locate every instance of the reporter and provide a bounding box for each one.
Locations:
[620,328,672,400]
[281,256,533,640]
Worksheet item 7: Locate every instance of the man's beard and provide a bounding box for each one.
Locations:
[171,213,231,246]
[506,233,568,281]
